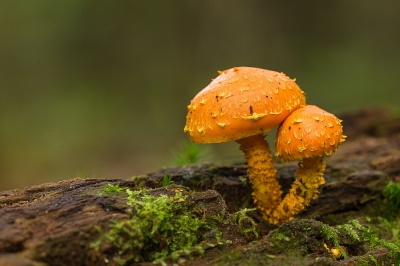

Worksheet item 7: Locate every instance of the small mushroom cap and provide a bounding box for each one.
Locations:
[275,105,346,161]
[184,67,306,144]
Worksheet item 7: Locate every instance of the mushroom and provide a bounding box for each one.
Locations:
[269,105,346,225]
[184,67,306,217]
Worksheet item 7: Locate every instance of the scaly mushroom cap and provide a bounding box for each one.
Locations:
[275,105,346,161]
[184,67,306,144]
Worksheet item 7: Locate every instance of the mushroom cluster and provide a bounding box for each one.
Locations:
[184,67,345,225]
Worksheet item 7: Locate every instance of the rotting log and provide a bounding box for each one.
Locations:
[1,108,400,266]
[0,182,249,265]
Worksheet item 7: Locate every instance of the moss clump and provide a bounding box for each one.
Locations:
[379,217,400,244]
[270,232,291,243]
[91,189,219,265]
[336,218,400,259]
[321,223,347,258]
[368,254,379,265]
[232,208,258,240]
[131,175,147,187]
[101,184,127,194]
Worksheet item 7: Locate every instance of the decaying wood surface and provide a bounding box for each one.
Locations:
[1,108,400,266]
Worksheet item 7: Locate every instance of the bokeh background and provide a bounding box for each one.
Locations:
[1,1,400,190]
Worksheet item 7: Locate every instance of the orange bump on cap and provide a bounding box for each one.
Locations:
[184,67,306,144]
[275,105,346,161]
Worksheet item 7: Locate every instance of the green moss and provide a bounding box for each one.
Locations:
[268,227,300,254]
[368,254,379,266]
[215,217,400,265]
[101,184,127,194]
[131,175,147,187]
[336,222,361,242]
[232,208,258,240]
[238,176,252,209]
[90,189,221,265]
[320,223,347,258]
[335,218,400,259]
[378,217,400,243]
[358,257,369,266]
[271,232,290,242]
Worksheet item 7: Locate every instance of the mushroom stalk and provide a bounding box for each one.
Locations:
[267,156,326,225]
[236,134,282,218]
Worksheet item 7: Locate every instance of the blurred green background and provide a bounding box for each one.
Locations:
[1,1,400,190]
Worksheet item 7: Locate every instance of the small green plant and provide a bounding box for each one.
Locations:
[162,173,174,187]
[232,208,258,240]
[171,141,211,166]
[379,217,400,243]
[91,189,220,265]
[358,258,369,266]
[131,175,147,187]
[321,223,347,258]
[271,232,291,242]
[75,167,92,179]
[336,219,400,260]
[336,220,361,242]
[368,254,379,266]
[383,181,400,220]
[102,184,127,194]
[238,176,252,209]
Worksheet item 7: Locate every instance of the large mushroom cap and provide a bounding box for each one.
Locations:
[275,105,346,161]
[184,67,306,144]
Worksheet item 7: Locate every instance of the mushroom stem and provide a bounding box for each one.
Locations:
[267,156,326,225]
[236,134,282,218]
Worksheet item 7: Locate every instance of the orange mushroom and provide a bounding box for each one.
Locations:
[268,105,346,225]
[184,67,306,218]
